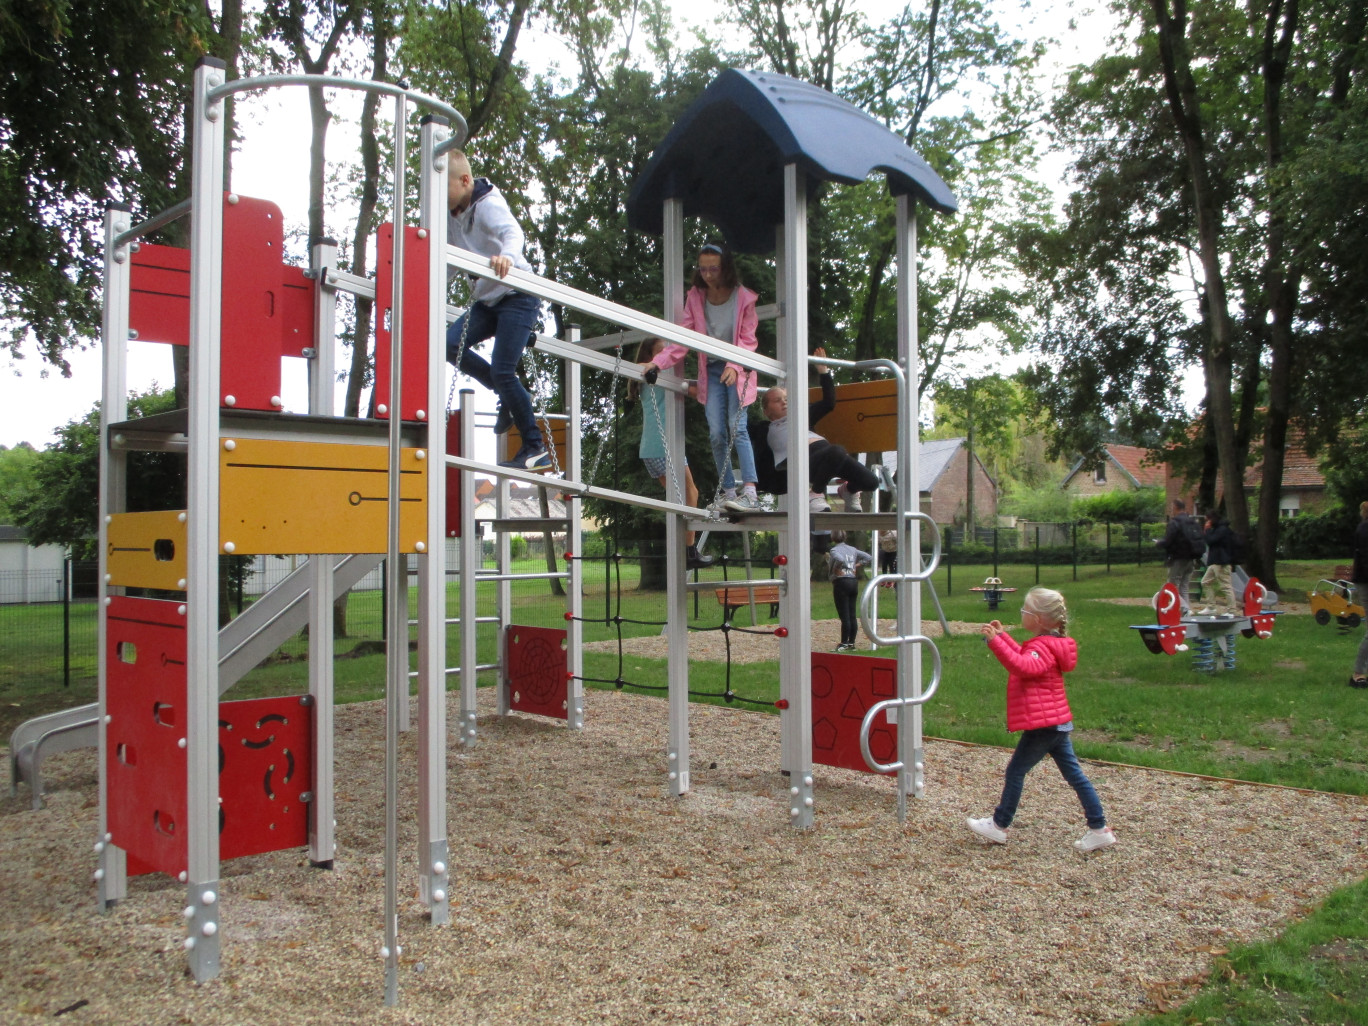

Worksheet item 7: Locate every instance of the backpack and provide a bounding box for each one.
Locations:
[1176,516,1206,559]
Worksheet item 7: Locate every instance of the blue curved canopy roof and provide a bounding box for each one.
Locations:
[626,69,957,254]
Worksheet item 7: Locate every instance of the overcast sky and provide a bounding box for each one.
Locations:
[0,0,1120,452]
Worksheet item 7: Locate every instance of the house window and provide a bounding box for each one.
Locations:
[1093,464,1107,484]
[1280,494,1300,519]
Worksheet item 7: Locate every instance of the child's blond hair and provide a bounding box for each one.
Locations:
[1022,586,1068,635]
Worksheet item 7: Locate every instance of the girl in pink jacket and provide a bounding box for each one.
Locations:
[644,243,761,514]
[967,587,1116,852]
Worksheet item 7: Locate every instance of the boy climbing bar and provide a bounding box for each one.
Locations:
[445,150,551,472]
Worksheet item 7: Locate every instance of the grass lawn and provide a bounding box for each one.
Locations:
[3,555,1366,1024]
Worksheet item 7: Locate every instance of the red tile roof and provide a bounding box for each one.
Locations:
[1243,430,1324,489]
[1107,445,1167,488]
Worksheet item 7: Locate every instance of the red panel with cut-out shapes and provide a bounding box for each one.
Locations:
[811,652,898,775]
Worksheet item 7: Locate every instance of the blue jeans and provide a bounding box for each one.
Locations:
[994,727,1107,830]
[445,291,541,449]
[704,362,756,489]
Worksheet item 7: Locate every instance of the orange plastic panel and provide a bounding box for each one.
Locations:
[506,625,569,720]
[810,379,900,454]
[811,651,898,775]
[220,437,426,554]
[106,510,187,591]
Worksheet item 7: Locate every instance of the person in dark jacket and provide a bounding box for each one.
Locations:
[747,348,892,513]
[1351,500,1368,687]
[1197,513,1238,616]
[1155,498,1202,615]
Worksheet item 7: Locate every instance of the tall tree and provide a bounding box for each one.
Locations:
[1027,0,1367,591]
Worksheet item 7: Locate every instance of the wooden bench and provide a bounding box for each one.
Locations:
[715,584,781,622]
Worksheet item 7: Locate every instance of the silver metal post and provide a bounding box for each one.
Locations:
[184,56,227,981]
[565,326,585,731]
[896,195,927,817]
[96,205,132,910]
[779,166,814,830]
[662,199,690,797]
[382,89,407,1009]
[416,115,450,924]
[307,238,338,868]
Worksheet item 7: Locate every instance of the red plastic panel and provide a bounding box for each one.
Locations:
[1243,577,1270,616]
[445,415,463,538]
[506,625,569,720]
[129,244,192,346]
[373,223,432,423]
[218,696,313,861]
[811,652,898,775]
[126,194,316,411]
[106,597,189,878]
[1156,582,1182,627]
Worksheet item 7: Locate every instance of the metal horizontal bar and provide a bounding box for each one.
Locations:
[209,75,468,145]
[407,662,499,679]
[446,246,786,381]
[529,334,690,397]
[324,268,377,302]
[114,199,193,249]
[474,571,569,583]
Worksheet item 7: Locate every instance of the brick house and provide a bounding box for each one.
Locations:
[1061,444,1167,496]
[1166,430,1327,519]
[916,438,999,526]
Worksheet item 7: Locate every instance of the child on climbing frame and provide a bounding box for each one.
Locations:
[630,337,713,570]
[827,529,871,652]
[445,150,550,472]
[967,587,1117,852]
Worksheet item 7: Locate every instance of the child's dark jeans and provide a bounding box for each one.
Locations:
[994,727,1107,830]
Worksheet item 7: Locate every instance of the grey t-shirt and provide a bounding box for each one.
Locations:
[703,292,737,343]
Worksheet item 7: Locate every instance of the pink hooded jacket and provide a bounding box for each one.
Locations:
[651,285,759,408]
[986,632,1077,732]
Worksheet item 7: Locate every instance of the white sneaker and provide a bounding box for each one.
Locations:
[1075,826,1116,852]
[1196,607,1216,616]
[836,482,862,512]
[966,816,1008,844]
[723,494,761,514]
[809,494,831,513]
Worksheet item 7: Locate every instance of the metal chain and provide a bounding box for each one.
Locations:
[584,344,625,488]
[645,364,686,514]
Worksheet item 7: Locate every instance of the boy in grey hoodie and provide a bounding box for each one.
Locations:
[446,151,550,472]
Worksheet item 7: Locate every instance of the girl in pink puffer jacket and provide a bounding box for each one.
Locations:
[966,587,1116,852]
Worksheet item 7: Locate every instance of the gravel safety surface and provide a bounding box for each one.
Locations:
[3,686,1367,1025]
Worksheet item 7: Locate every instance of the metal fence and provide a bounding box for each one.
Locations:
[0,560,99,689]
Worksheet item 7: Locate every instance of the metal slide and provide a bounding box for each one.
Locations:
[8,553,382,809]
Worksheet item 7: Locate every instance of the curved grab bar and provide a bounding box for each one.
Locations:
[857,511,943,646]
[857,636,943,774]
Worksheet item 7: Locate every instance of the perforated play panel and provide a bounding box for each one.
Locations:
[811,651,898,774]
[104,597,314,878]
[219,437,427,554]
[505,625,569,720]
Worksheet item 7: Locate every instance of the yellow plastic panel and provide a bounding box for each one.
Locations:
[220,438,427,554]
[107,510,188,591]
[810,379,900,454]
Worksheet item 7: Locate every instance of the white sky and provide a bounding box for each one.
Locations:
[0,0,1156,453]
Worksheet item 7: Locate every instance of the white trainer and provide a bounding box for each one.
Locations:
[966,816,1008,844]
[1075,826,1116,852]
[836,482,862,512]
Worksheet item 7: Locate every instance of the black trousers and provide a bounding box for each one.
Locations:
[808,440,879,495]
[832,576,859,645]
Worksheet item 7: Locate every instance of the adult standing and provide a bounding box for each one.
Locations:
[1155,498,1204,615]
[643,243,761,514]
[1350,501,1368,688]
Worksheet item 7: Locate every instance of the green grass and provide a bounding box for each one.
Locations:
[4,555,1367,1025]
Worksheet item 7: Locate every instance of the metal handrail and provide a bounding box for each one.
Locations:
[858,511,942,646]
[857,636,943,774]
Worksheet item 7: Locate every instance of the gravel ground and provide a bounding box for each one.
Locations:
[4,671,1368,1026]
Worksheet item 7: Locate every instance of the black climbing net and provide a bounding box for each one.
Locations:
[565,535,784,709]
